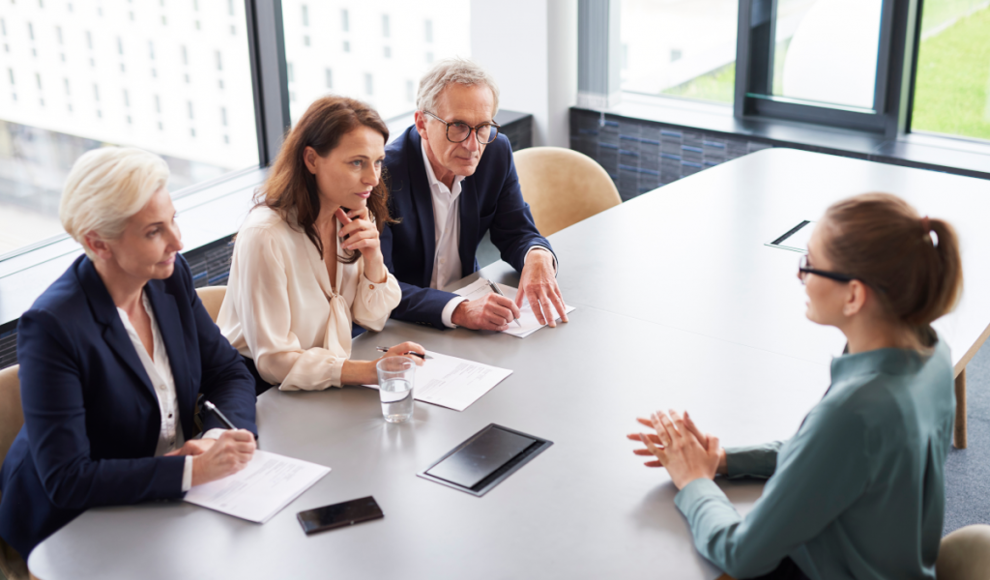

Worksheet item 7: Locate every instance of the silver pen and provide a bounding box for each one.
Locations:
[483,278,522,327]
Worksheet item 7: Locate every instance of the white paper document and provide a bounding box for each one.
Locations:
[184,450,330,523]
[453,278,576,338]
[366,350,512,411]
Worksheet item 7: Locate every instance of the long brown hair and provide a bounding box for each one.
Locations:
[258,95,396,263]
[823,192,963,330]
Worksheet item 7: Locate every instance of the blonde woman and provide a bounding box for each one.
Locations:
[0,147,257,559]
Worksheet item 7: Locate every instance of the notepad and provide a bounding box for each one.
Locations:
[454,278,576,338]
[184,450,330,523]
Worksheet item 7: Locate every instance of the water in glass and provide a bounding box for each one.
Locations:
[380,378,413,423]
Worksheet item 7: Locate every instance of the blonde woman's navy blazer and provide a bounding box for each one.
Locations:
[0,254,257,558]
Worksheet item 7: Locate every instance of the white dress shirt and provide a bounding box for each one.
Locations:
[419,141,556,328]
[116,291,194,492]
[218,207,402,390]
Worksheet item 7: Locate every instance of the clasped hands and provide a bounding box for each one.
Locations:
[627,410,727,490]
[452,249,568,331]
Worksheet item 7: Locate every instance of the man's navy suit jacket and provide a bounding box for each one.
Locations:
[0,254,257,558]
[381,125,553,329]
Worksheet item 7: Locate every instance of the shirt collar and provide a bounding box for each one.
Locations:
[829,333,943,381]
[420,137,465,195]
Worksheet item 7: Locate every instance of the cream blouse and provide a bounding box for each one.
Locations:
[218,207,401,390]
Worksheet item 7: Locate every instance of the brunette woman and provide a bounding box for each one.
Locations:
[218,96,423,394]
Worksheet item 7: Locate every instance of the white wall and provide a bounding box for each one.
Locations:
[470,0,577,148]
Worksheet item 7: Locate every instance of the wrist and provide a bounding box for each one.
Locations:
[451,301,467,327]
[190,455,203,487]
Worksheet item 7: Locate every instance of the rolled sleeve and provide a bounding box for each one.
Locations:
[725,442,784,479]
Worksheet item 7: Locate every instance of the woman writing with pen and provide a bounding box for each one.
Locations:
[218,96,424,394]
[630,193,961,580]
[0,147,257,560]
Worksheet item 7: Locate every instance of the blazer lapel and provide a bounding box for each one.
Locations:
[144,280,193,424]
[458,176,480,276]
[78,258,156,400]
[407,130,437,288]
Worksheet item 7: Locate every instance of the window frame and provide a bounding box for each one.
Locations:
[733,0,922,137]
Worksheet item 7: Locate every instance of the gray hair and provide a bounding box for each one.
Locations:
[60,147,170,259]
[416,57,500,117]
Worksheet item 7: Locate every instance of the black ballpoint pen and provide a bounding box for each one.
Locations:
[203,400,236,430]
[376,346,430,360]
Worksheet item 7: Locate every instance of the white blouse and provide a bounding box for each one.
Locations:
[116,291,193,491]
[218,207,401,391]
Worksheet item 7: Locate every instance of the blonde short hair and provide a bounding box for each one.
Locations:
[60,147,170,259]
[416,57,500,117]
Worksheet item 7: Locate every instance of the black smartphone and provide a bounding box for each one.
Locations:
[297,496,384,535]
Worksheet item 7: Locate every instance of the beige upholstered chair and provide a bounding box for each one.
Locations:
[937,524,990,579]
[0,364,31,580]
[513,146,621,237]
[196,285,227,323]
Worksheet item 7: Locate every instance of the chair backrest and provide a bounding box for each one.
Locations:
[196,285,227,323]
[937,524,990,579]
[513,146,622,237]
[0,364,23,470]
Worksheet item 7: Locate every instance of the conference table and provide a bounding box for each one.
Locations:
[28,149,990,579]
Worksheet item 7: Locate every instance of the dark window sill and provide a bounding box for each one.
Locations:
[596,92,990,180]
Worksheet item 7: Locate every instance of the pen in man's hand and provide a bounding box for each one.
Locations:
[376,346,430,360]
[483,278,522,327]
[203,400,237,430]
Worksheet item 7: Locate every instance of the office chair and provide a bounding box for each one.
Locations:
[937,524,990,579]
[0,364,31,580]
[513,146,621,237]
[196,285,228,323]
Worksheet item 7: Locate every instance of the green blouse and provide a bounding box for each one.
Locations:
[674,337,955,580]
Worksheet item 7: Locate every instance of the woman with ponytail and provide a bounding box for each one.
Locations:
[629,192,962,579]
[218,96,423,394]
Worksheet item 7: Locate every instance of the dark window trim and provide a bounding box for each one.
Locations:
[595,92,990,181]
[735,0,923,137]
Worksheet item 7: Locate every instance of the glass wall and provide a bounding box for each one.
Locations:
[0,0,259,257]
[620,0,738,104]
[912,0,990,140]
[281,0,470,126]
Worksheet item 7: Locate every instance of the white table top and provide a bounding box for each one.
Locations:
[27,149,990,579]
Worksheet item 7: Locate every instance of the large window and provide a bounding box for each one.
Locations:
[281,0,470,125]
[912,0,990,141]
[0,0,259,257]
[620,0,738,104]
[768,0,882,111]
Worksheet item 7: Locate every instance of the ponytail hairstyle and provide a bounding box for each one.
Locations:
[822,192,963,332]
[258,95,396,264]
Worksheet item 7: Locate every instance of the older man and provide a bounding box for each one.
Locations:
[381,58,568,331]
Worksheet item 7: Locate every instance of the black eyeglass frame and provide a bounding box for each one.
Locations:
[422,111,501,144]
[797,254,856,284]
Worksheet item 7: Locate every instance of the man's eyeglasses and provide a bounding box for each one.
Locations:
[423,111,500,144]
[797,254,855,285]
